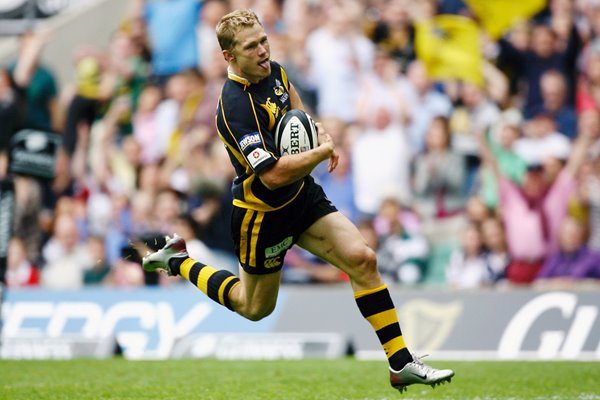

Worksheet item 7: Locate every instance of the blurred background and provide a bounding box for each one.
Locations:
[0,0,599,362]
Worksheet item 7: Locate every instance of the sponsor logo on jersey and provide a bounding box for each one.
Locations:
[247,147,270,169]
[264,257,282,269]
[265,236,293,258]
[281,93,289,103]
[239,132,262,150]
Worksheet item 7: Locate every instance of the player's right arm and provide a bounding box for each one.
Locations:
[259,80,337,189]
[262,82,338,181]
[259,136,334,190]
[218,88,334,191]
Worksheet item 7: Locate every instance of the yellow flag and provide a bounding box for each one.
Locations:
[465,0,546,39]
[415,15,483,85]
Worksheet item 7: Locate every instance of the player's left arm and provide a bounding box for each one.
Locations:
[289,82,305,111]
[289,82,338,173]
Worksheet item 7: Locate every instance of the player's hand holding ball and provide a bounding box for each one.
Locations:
[274,109,338,172]
[315,122,338,173]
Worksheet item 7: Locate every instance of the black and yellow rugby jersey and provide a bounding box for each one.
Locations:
[216,60,305,211]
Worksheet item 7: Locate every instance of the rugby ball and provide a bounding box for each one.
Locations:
[274,109,318,156]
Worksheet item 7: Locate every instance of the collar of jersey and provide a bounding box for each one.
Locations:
[227,67,252,88]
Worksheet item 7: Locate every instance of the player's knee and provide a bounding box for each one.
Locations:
[244,307,274,322]
[238,302,276,322]
[347,245,378,277]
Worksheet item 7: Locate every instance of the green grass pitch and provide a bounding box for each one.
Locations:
[1,359,599,400]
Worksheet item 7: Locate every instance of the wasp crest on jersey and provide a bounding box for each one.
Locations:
[259,98,280,131]
[274,79,284,96]
[274,79,289,103]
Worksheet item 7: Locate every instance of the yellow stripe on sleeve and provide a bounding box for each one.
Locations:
[280,66,289,90]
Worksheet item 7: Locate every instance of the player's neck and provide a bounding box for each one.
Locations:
[227,66,262,85]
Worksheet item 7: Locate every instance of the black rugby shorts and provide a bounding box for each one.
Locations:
[231,179,337,274]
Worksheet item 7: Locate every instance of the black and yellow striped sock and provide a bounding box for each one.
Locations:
[171,258,240,311]
[354,284,412,371]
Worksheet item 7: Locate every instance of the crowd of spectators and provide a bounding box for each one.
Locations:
[2,0,600,290]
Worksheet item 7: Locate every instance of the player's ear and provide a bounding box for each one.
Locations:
[223,49,236,63]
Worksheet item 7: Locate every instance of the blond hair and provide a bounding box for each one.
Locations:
[216,9,262,52]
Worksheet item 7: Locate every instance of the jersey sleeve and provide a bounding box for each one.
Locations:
[217,93,278,174]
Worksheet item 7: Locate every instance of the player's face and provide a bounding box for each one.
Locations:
[230,24,271,83]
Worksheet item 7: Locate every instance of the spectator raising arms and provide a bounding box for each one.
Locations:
[8,31,61,132]
[1,30,54,175]
[478,111,598,284]
[498,22,580,118]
